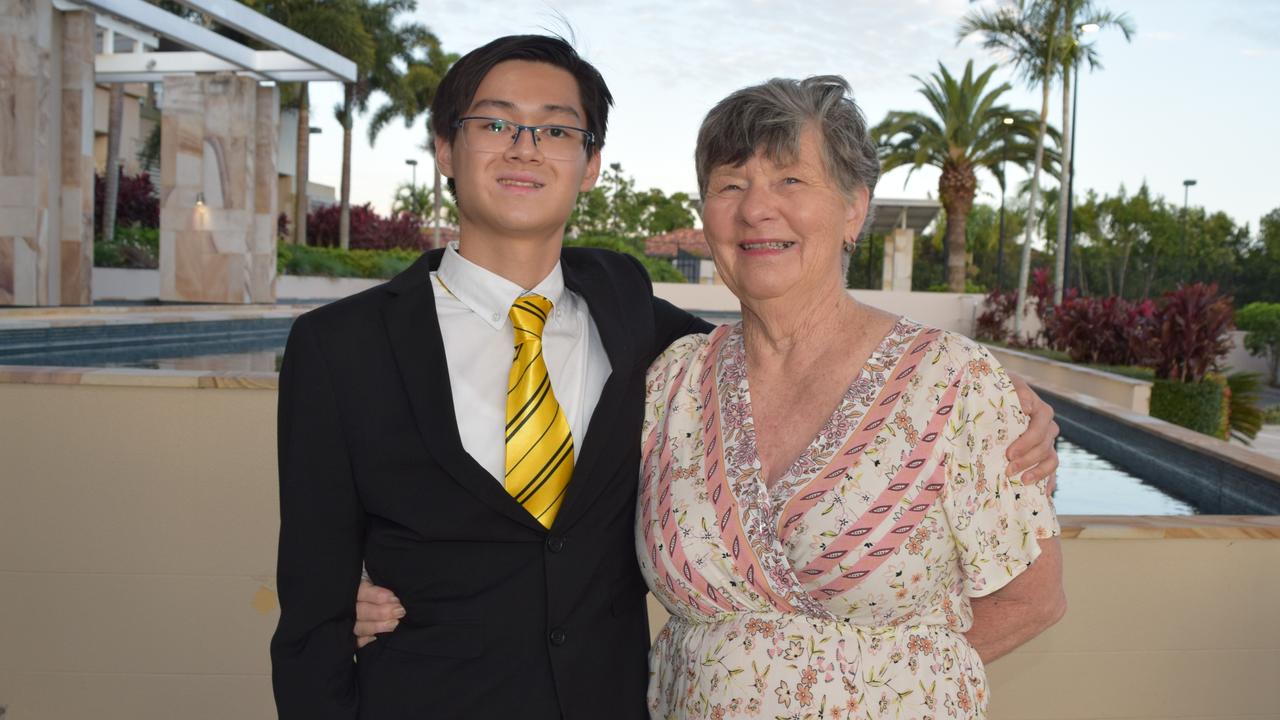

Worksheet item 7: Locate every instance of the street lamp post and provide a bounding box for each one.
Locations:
[996,116,1014,291]
[1063,23,1098,300]
[1182,178,1198,280]
[405,158,419,195]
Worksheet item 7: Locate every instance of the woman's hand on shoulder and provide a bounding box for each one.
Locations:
[1005,372,1060,492]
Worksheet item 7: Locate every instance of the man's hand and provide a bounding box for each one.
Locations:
[354,580,405,649]
[1006,372,1060,492]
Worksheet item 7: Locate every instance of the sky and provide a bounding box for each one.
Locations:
[303,0,1280,238]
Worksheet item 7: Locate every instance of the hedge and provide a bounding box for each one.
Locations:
[1150,375,1228,439]
[276,244,420,279]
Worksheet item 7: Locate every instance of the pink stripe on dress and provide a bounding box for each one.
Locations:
[777,328,941,545]
[812,462,948,599]
[699,331,797,614]
[794,374,961,583]
[641,326,742,615]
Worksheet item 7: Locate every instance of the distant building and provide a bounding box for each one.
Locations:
[644,228,720,284]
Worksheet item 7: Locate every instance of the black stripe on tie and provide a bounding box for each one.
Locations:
[533,479,572,521]
[507,405,561,473]
[505,376,552,439]
[517,299,548,322]
[514,434,573,503]
[512,323,542,339]
[507,347,544,395]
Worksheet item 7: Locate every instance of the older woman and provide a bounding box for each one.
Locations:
[637,76,1064,719]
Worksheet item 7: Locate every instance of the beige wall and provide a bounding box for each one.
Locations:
[988,345,1153,414]
[2,375,1278,718]
[158,75,277,303]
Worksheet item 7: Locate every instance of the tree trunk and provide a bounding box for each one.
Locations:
[339,83,353,251]
[1054,63,1073,305]
[938,165,976,292]
[102,84,125,244]
[1014,76,1052,335]
[432,164,442,248]
[293,83,310,246]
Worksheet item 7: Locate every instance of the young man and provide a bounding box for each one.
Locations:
[271,35,1060,720]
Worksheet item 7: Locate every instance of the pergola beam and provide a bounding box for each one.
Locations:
[75,0,355,83]
[78,0,261,74]
[169,0,355,83]
[96,50,321,79]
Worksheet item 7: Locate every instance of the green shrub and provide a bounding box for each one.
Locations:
[1150,375,1228,439]
[1236,302,1280,386]
[277,244,420,279]
[1264,405,1280,425]
[927,280,986,293]
[565,234,686,283]
[1226,371,1264,444]
[94,223,159,268]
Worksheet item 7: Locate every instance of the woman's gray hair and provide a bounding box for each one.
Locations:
[695,76,880,275]
[695,75,880,202]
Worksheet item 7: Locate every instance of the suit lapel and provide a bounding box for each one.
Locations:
[381,250,546,533]
[554,253,637,529]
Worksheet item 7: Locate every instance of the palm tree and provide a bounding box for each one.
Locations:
[334,1,439,250]
[367,42,457,246]
[1051,1,1135,302]
[875,61,1053,292]
[243,0,374,245]
[960,0,1063,331]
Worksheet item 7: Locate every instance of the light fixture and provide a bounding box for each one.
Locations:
[308,126,322,134]
[195,192,205,207]
[259,80,277,87]
[1079,22,1100,33]
[1002,117,1014,125]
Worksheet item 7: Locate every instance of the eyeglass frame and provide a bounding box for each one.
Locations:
[452,115,596,156]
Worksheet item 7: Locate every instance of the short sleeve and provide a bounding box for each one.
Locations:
[941,340,1060,598]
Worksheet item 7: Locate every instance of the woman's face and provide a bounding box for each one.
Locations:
[701,125,869,308]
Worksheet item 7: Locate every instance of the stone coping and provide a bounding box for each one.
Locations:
[1032,376,1280,485]
[990,344,1153,390]
[0,304,315,330]
[0,364,277,389]
[1058,514,1280,539]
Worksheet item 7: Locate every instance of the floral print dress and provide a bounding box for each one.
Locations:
[636,319,1058,720]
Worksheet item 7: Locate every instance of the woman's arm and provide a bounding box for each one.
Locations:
[965,536,1067,664]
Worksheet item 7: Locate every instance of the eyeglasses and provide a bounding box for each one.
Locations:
[454,116,595,160]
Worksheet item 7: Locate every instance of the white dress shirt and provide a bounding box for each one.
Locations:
[431,242,611,484]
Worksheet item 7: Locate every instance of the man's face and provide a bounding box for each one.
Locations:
[436,60,601,242]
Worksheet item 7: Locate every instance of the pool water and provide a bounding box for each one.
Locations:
[1048,439,1196,516]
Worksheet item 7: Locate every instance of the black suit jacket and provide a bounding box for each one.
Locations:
[271,248,712,719]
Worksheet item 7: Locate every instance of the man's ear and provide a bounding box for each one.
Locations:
[435,134,455,182]
[579,149,602,193]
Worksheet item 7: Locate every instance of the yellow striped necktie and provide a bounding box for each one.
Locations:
[505,294,574,528]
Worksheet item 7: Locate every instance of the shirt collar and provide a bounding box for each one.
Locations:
[436,241,566,331]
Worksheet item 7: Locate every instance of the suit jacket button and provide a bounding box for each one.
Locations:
[546,535,565,553]
[549,628,567,646]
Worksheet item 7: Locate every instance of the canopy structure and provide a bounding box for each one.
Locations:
[58,0,356,83]
[1,0,357,307]
[866,198,942,292]
[867,197,942,237]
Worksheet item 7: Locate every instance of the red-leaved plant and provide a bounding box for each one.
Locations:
[306,203,428,251]
[94,170,160,235]
[975,289,1018,344]
[1149,283,1235,383]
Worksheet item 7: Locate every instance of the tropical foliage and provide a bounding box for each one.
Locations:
[568,162,698,239]
[874,60,1053,291]
[1237,302,1280,386]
